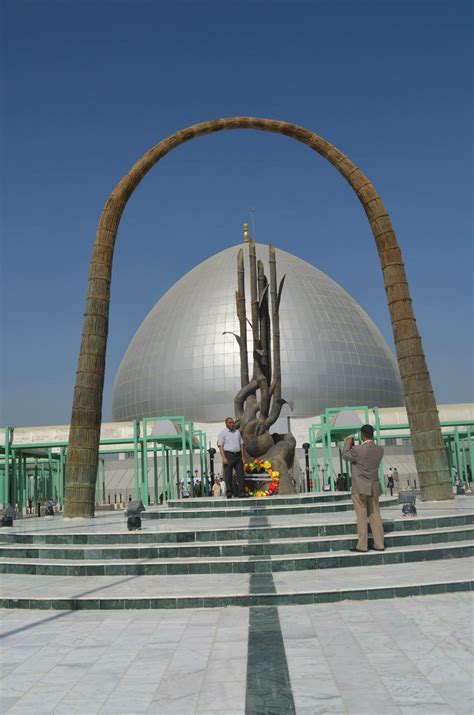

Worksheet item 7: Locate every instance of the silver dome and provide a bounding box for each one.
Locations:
[112,243,404,422]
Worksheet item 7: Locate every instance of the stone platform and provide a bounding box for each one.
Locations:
[0,493,472,610]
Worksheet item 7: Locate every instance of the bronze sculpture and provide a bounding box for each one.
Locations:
[226,234,296,494]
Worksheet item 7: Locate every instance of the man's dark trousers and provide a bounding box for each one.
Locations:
[224,451,245,496]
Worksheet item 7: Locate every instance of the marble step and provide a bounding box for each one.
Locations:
[166,492,355,508]
[0,512,471,546]
[0,525,471,561]
[0,558,471,610]
[1,540,472,576]
[142,496,399,519]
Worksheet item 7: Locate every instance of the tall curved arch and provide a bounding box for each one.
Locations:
[64,117,452,517]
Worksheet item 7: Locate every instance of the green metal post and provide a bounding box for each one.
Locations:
[12,451,17,508]
[373,406,385,494]
[198,431,206,494]
[48,448,54,502]
[141,428,149,507]
[95,462,100,504]
[3,428,11,506]
[174,449,180,500]
[165,448,171,499]
[133,420,140,500]
[460,437,467,483]
[325,418,331,491]
[322,419,328,491]
[181,417,188,493]
[327,419,335,492]
[0,458,3,507]
[101,457,106,504]
[468,428,474,485]
[187,421,194,496]
[39,463,45,502]
[196,430,207,495]
[308,425,316,492]
[454,428,462,480]
[160,446,166,500]
[445,436,454,482]
[17,453,24,510]
[320,417,327,490]
[338,442,344,480]
[309,424,320,492]
[24,461,29,506]
[34,460,38,503]
[153,441,158,505]
[59,448,65,507]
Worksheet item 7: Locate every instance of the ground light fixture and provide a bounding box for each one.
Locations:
[398,490,417,516]
[126,500,145,530]
[1,504,14,527]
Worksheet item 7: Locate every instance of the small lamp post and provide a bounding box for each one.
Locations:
[208,447,216,490]
[302,443,311,492]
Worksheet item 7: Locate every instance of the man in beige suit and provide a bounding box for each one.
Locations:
[343,424,385,552]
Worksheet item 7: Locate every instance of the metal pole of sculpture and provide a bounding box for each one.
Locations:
[226,237,296,494]
[64,117,452,518]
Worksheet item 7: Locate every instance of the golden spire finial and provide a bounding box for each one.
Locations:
[243,223,250,243]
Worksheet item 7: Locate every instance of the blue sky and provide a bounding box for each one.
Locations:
[1,0,472,426]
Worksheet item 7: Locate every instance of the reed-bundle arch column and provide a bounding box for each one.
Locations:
[64,116,452,517]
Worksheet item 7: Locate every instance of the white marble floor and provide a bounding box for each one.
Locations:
[4,497,473,537]
[0,593,472,714]
[0,558,471,601]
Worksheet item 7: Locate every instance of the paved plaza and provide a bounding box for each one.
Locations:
[0,593,472,714]
[0,497,472,713]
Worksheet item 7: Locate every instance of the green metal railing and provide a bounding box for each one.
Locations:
[308,407,474,493]
[0,417,208,510]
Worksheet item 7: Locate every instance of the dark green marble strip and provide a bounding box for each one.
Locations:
[142,499,400,520]
[0,580,472,610]
[166,493,353,509]
[245,515,295,715]
[0,526,472,560]
[1,512,472,545]
[1,542,471,576]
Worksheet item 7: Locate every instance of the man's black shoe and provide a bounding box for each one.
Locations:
[349,547,368,553]
[226,494,233,499]
[371,547,386,551]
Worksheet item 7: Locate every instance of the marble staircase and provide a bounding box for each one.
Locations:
[0,493,472,609]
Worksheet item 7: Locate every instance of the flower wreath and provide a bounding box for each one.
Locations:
[244,458,280,497]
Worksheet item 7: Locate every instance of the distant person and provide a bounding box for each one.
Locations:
[392,467,399,487]
[212,479,222,498]
[159,493,164,505]
[343,424,385,553]
[387,468,395,496]
[217,417,246,498]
